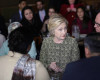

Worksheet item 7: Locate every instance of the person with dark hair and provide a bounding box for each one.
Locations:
[0,22,37,59]
[72,6,94,34]
[11,0,27,22]
[35,0,47,33]
[60,0,83,34]
[21,6,38,35]
[0,27,50,80]
[62,32,100,80]
[0,15,8,38]
[20,6,42,59]
[41,6,56,37]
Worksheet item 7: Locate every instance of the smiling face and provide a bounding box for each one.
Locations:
[68,0,75,4]
[77,8,84,20]
[24,9,33,21]
[94,13,100,32]
[54,22,67,42]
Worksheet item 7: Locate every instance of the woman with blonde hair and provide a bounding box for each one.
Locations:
[40,13,80,72]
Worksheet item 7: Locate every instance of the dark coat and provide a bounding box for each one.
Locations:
[0,16,8,38]
[11,11,21,22]
[62,56,100,80]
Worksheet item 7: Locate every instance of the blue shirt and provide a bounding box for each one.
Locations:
[19,10,22,20]
[0,40,37,59]
[39,9,46,22]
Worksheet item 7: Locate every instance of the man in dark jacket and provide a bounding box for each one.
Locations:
[11,0,27,22]
[62,32,100,80]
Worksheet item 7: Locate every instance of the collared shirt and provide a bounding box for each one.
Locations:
[19,10,22,20]
[39,9,46,22]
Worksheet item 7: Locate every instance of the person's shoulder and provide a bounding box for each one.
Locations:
[0,53,8,60]
[66,58,85,69]
[32,40,35,44]
[35,11,39,16]
[43,37,52,42]
[65,36,76,42]
[36,60,44,67]
[12,11,19,16]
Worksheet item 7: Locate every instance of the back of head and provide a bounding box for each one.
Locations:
[48,13,68,36]
[84,32,100,54]
[8,26,33,54]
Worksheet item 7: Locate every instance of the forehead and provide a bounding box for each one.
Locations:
[24,9,32,12]
[37,1,42,5]
[77,8,83,11]
[49,8,55,11]
[95,13,100,23]
[56,22,66,29]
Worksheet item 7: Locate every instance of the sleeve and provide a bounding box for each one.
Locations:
[71,38,80,61]
[60,4,69,17]
[0,40,9,56]
[28,41,37,59]
[40,39,48,68]
[35,60,50,80]
[88,20,94,33]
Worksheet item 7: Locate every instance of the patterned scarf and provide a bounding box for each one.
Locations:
[12,55,36,80]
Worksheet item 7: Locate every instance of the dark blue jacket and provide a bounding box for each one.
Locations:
[62,56,100,80]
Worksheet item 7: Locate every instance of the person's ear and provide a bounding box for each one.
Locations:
[18,4,20,8]
[85,47,91,58]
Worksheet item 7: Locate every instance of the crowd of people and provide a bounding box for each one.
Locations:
[0,0,100,80]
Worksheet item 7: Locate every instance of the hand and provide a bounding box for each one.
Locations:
[67,8,71,12]
[44,19,48,24]
[49,62,62,72]
[71,8,76,12]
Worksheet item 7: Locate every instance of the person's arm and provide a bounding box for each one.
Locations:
[35,60,50,80]
[0,40,9,56]
[28,41,37,59]
[40,38,48,68]
[88,20,94,33]
[71,38,80,61]
[41,19,48,33]
[60,4,70,17]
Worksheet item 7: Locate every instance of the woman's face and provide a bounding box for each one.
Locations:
[68,0,75,4]
[24,9,33,21]
[48,8,55,17]
[54,22,67,41]
[77,8,84,19]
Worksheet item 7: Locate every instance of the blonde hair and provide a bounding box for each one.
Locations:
[48,13,68,36]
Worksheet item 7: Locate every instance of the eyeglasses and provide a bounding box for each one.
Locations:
[95,22,100,27]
